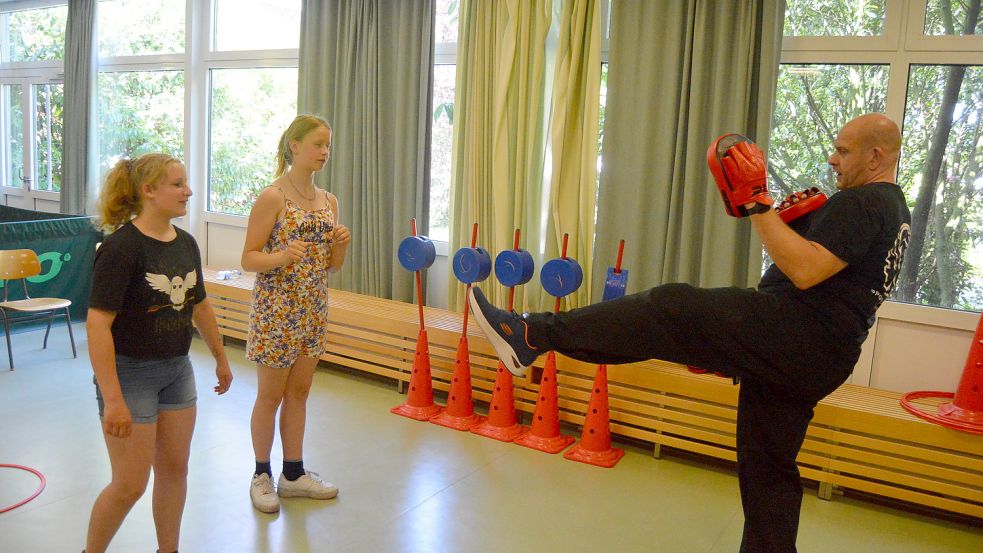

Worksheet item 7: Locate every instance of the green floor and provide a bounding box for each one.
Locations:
[0,324,980,552]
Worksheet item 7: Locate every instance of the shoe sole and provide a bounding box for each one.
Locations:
[277,489,338,500]
[251,498,280,513]
[468,290,529,378]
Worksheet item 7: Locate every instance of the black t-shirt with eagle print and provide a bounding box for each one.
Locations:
[90,222,207,359]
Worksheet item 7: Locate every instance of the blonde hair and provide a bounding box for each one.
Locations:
[275,114,332,177]
[94,153,182,233]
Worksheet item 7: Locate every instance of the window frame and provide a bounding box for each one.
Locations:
[0,0,65,207]
[194,0,299,226]
[777,0,983,325]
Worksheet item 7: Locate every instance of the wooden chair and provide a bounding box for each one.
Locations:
[0,249,77,370]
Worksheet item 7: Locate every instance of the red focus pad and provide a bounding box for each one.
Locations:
[776,187,828,224]
[707,134,774,217]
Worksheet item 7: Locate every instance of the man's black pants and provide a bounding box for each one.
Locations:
[524,283,857,553]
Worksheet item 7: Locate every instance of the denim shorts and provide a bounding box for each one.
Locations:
[94,354,197,423]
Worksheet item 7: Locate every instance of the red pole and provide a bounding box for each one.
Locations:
[615,239,625,273]
[555,233,569,312]
[411,218,425,330]
[508,229,520,311]
[462,222,479,329]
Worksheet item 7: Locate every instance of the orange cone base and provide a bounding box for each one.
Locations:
[901,391,983,435]
[514,431,574,454]
[564,442,625,468]
[391,403,443,421]
[471,419,528,442]
[430,411,485,431]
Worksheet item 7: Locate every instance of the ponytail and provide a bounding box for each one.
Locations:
[93,153,181,233]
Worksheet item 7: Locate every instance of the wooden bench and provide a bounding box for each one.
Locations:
[203,268,983,520]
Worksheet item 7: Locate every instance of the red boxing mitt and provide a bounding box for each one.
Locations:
[775,187,828,224]
[707,134,774,217]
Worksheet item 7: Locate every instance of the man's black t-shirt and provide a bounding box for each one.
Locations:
[89,222,207,359]
[759,182,911,341]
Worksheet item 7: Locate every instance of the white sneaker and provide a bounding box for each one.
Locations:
[250,473,280,513]
[277,471,339,499]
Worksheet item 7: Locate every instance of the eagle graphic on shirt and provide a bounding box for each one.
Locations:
[146,270,198,312]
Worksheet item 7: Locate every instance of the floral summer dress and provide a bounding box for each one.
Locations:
[247,189,335,369]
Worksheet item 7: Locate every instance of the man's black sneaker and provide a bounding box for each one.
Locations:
[467,287,539,377]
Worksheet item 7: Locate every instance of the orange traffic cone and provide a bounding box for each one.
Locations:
[471,361,528,441]
[514,352,575,453]
[564,364,624,467]
[902,313,983,434]
[430,335,485,430]
[391,328,444,421]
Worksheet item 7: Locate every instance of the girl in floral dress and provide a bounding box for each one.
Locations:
[241,115,351,513]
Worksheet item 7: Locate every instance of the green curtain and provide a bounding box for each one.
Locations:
[61,0,97,216]
[448,0,553,312]
[592,0,783,296]
[538,0,601,310]
[298,0,435,301]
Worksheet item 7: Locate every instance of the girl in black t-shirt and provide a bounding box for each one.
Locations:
[84,153,233,553]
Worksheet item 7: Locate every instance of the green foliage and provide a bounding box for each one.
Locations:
[784,0,885,36]
[5,7,67,61]
[769,64,888,198]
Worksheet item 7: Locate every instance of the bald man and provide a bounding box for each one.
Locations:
[469,113,911,553]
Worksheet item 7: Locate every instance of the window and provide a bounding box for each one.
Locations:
[98,0,185,57]
[783,0,885,36]
[96,0,187,173]
[1,4,68,62]
[213,0,301,51]
[923,0,983,35]
[204,0,300,217]
[0,4,65,203]
[208,67,297,215]
[774,0,983,312]
[428,0,459,242]
[97,70,184,171]
[34,83,63,192]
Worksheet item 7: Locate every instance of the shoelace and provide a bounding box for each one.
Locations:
[254,476,275,494]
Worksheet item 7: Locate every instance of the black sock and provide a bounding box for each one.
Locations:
[283,459,305,481]
[255,461,272,478]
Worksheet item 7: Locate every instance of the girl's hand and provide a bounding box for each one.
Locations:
[331,225,351,247]
[214,362,233,394]
[102,399,133,439]
[280,240,312,265]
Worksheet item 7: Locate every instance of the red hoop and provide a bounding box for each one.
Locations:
[0,464,46,513]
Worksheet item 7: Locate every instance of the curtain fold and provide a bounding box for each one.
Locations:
[61,0,97,215]
[538,0,601,310]
[448,0,552,312]
[593,0,783,296]
[298,0,434,302]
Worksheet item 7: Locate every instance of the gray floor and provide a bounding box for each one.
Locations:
[0,323,981,552]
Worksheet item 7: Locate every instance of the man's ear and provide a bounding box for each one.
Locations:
[869,146,884,170]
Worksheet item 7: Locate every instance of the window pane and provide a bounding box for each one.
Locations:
[213,0,301,51]
[429,64,455,242]
[98,0,185,57]
[435,0,459,43]
[2,85,23,189]
[769,64,889,198]
[98,71,184,172]
[208,67,297,216]
[34,83,63,192]
[923,0,983,36]
[1,5,67,62]
[783,0,885,36]
[894,64,983,311]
